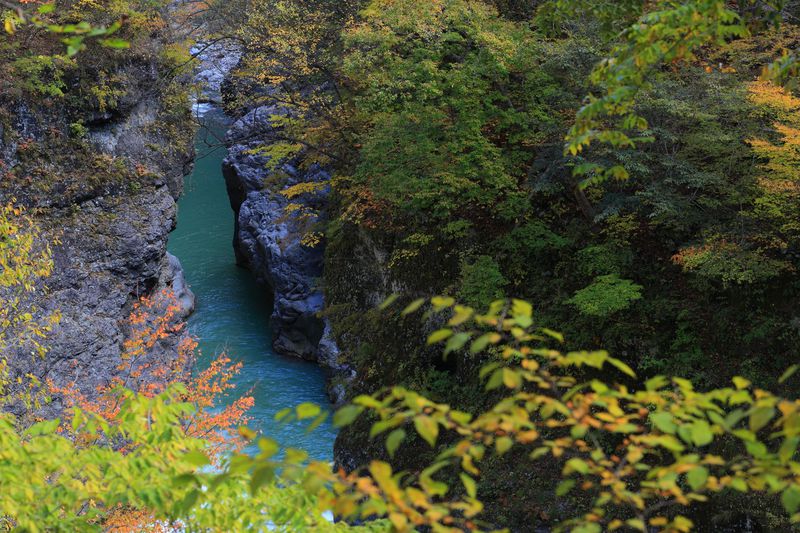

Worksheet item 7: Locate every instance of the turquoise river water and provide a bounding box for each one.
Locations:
[168,107,336,460]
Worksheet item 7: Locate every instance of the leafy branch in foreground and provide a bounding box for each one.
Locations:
[544,0,794,187]
[324,296,800,532]
[2,1,129,56]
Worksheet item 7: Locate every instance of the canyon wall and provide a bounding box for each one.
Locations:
[0,25,195,412]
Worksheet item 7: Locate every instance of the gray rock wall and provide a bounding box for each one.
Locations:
[0,63,195,410]
[223,106,329,361]
[221,101,354,401]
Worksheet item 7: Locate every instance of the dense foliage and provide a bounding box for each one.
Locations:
[225,0,800,528]
[4,0,800,530]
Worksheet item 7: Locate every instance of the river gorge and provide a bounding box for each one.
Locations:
[169,104,336,460]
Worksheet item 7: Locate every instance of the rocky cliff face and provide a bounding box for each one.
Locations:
[192,41,242,106]
[223,107,327,359]
[0,53,195,409]
[221,99,353,399]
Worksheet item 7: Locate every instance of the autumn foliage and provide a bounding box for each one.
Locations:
[47,290,253,530]
[50,289,253,455]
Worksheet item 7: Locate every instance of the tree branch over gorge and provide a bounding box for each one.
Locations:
[543,0,800,187]
[2,1,130,55]
[5,0,800,531]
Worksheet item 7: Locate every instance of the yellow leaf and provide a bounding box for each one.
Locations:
[414,415,438,447]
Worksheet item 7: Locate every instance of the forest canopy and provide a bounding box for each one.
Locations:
[3,0,800,531]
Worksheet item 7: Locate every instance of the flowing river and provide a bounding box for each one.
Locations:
[168,107,336,460]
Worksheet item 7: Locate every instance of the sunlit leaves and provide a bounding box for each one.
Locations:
[650,412,677,434]
[413,416,438,447]
[327,295,800,531]
[334,405,364,427]
[552,0,795,188]
[385,428,406,458]
[783,486,800,514]
[781,365,800,384]
[2,6,129,57]
[12,287,800,532]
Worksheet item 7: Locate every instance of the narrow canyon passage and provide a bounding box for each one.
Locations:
[168,106,336,460]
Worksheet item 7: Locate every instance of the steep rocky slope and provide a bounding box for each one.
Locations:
[0,30,195,409]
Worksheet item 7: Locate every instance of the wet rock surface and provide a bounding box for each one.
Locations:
[20,188,193,413]
[221,101,353,398]
[192,41,242,105]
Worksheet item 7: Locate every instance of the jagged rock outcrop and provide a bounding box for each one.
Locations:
[223,105,329,361]
[25,188,194,412]
[221,102,354,399]
[192,41,242,106]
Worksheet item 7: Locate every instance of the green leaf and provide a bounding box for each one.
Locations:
[427,328,453,345]
[608,357,636,378]
[100,38,130,49]
[564,458,589,475]
[645,375,669,391]
[379,293,399,310]
[353,395,383,408]
[539,328,564,343]
[530,447,549,460]
[460,473,477,499]
[257,438,279,458]
[249,466,275,494]
[448,305,474,326]
[625,519,645,532]
[650,412,677,434]
[386,428,406,458]
[444,332,471,355]
[780,365,800,384]
[556,479,575,496]
[687,466,708,491]
[652,435,685,452]
[238,426,257,440]
[296,402,321,420]
[470,333,494,354]
[495,436,513,455]
[178,489,200,514]
[690,420,713,447]
[333,405,363,427]
[502,367,522,389]
[414,415,439,447]
[732,376,751,390]
[402,298,426,315]
[431,296,455,310]
[184,450,211,467]
[285,448,308,464]
[370,419,399,438]
[306,411,329,433]
[730,477,748,492]
[784,486,800,515]
[512,299,533,318]
[749,406,775,433]
[745,440,767,458]
[486,368,504,391]
[25,418,60,436]
[779,437,799,463]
